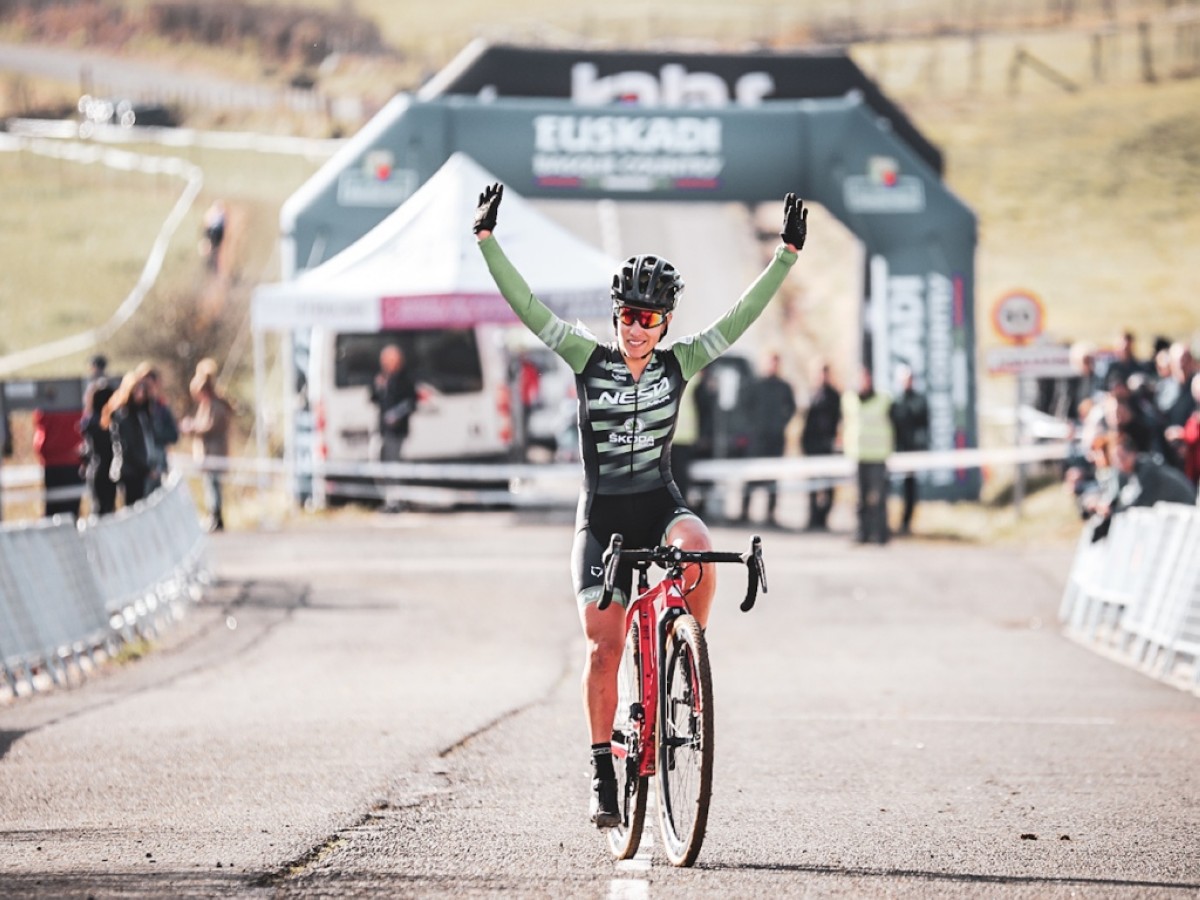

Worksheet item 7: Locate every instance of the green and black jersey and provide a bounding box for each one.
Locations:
[480,235,797,499]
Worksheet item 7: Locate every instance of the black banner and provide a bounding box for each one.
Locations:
[422,43,942,176]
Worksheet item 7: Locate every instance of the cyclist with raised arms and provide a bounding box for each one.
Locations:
[474,185,808,828]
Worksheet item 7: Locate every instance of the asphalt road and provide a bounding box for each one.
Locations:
[1,511,1198,899]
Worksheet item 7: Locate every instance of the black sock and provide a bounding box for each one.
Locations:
[591,742,614,781]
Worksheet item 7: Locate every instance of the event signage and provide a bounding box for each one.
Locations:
[843,156,926,214]
[531,113,725,191]
[991,289,1045,344]
[277,86,981,498]
[422,44,943,175]
[985,344,1074,377]
[869,255,972,487]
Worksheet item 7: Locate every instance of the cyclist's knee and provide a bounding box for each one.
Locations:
[584,635,623,673]
[668,516,712,551]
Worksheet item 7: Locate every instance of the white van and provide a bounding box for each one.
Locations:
[307,325,514,493]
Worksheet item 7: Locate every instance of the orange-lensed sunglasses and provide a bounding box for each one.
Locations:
[617,307,667,329]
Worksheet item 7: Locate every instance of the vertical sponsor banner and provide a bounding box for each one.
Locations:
[866,252,980,499]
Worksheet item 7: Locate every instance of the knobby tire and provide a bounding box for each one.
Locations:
[656,614,713,867]
[608,618,648,859]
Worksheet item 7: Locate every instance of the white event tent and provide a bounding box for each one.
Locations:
[249,151,618,494]
[251,151,617,332]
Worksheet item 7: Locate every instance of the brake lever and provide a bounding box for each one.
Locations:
[599,533,624,611]
[740,535,765,612]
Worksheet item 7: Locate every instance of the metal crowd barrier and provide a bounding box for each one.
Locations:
[1060,501,1200,695]
[0,473,209,696]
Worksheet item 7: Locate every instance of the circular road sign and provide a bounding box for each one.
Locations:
[992,290,1044,343]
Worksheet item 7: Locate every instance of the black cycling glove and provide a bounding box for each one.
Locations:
[780,192,808,251]
[473,182,504,235]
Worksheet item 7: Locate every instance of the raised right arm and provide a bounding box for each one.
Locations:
[478,234,597,374]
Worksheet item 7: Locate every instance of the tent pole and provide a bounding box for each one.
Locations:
[253,327,269,495]
[281,331,298,509]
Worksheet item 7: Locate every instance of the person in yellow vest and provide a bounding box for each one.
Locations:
[841,365,894,544]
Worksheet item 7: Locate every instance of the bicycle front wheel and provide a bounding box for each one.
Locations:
[656,614,714,867]
[608,617,648,859]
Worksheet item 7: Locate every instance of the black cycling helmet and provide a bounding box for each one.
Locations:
[611,254,684,312]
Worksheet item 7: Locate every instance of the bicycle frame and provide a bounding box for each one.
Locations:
[624,562,689,779]
[602,536,766,780]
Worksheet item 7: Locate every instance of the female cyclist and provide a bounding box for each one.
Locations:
[474,185,807,827]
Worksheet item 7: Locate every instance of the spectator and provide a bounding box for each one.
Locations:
[800,359,841,531]
[841,366,893,545]
[181,359,234,532]
[1066,432,1113,519]
[671,377,703,510]
[370,344,418,511]
[1104,330,1150,390]
[372,345,417,464]
[201,200,226,272]
[693,365,719,465]
[687,367,721,517]
[1087,429,1197,540]
[1066,341,1104,423]
[1162,342,1196,429]
[80,377,117,516]
[1103,384,1153,453]
[1165,374,1200,488]
[87,353,108,387]
[32,389,84,520]
[143,367,179,494]
[103,365,155,508]
[740,352,796,526]
[888,364,930,536]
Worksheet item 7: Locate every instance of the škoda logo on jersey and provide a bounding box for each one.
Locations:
[610,417,653,446]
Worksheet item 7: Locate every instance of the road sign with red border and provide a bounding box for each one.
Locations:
[991,290,1045,344]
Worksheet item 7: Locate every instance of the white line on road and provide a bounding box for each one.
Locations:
[608,879,649,899]
[610,793,655,895]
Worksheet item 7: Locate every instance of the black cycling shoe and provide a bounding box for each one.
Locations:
[590,776,620,829]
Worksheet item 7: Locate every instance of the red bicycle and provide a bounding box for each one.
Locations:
[599,533,767,867]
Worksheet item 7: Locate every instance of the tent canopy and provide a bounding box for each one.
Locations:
[252,152,617,332]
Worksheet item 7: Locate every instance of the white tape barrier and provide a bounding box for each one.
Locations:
[1060,502,1200,694]
[0,474,209,695]
[1,441,1074,511]
[4,118,342,159]
[0,135,204,377]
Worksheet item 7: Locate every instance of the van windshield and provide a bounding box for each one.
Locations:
[334,329,484,394]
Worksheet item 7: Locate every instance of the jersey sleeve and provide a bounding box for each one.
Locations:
[478,235,597,374]
[671,244,798,381]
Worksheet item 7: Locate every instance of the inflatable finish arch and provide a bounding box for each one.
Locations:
[282,93,980,498]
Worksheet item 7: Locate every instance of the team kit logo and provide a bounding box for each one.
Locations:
[611,416,653,446]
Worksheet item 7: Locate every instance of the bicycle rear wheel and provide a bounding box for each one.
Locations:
[656,613,713,867]
[608,618,648,859]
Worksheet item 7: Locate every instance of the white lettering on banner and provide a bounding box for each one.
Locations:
[532,114,725,191]
[888,274,926,387]
[534,115,721,154]
[531,154,724,180]
[570,62,776,107]
[928,273,956,486]
[873,258,964,487]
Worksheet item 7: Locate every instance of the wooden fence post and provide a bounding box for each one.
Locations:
[1138,19,1158,83]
